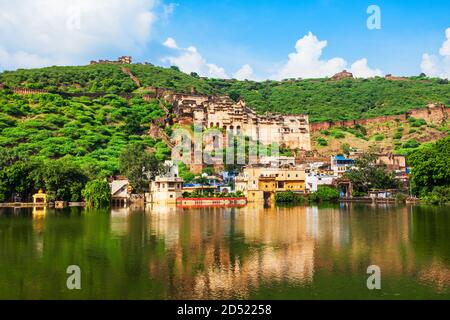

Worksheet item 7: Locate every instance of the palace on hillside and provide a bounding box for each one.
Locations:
[159,90,312,151]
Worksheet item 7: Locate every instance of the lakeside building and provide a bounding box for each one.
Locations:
[305,173,336,193]
[149,161,184,204]
[32,189,48,206]
[235,166,306,203]
[110,179,132,207]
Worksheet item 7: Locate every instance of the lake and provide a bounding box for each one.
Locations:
[0,203,449,300]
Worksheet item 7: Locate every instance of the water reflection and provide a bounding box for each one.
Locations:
[0,204,449,299]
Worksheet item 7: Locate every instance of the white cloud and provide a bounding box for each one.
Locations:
[163,38,230,78]
[207,63,228,79]
[421,28,450,79]
[163,37,178,49]
[233,64,253,80]
[0,0,160,70]
[439,28,450,56]
[350,58,383,78]
[273,32,382,80]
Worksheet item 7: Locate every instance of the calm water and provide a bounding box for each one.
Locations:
[0,204,449,300]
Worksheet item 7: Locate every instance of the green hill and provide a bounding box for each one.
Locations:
[1,63,449,122]
[0,63,449,202]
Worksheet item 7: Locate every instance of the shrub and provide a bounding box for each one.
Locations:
[421,186,450,205]
[403,139,420,149]
[410,118,427,127]
[395,193,408,203]
[332,131,345,139]
[353,191,368,197]
[373,134,385,141]
[317,138,328,146]
[276,191,303,203]
[83,179,111,208]
[309,186,340,202]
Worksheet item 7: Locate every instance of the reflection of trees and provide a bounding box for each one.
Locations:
[314,204,416,276]
[410,206,450,262]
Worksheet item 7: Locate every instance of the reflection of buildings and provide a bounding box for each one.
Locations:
[32,206,47,255]
[103,203,449,299]
[145,205,316,299]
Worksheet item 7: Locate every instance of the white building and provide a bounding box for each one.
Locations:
[331,155,355,177]
[110,179,131,206]
[148,161,184,204]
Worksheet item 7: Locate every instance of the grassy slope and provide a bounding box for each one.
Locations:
[0,90,170,177]
[312,119,450,156]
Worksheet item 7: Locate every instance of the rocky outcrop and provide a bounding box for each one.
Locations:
[331,70,353,80]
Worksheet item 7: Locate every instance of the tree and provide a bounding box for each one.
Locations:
[123,111,143,135]
[309,186,339,202]
[194,176,210,196]
[408,136,450,198]
[344,152,399,195]
[119,144,165,193]
[341,143,351,156]
[32,159,88,202]
[229,90,241,102]
[83,180,111,208]
[178,162,195,183]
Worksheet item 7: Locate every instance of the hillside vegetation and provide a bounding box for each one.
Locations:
[312,117,450,156]
[0,90,170,202]
[0,63,449,202]
[1,64,449,122]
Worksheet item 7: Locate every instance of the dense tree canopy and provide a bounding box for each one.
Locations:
[408,136,450,203]
[344,153,400,195]
[83,179,112,208]
[0,88,170,202]
[119,144,167,193]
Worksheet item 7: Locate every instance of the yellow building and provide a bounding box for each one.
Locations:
[32,189,47,205]
[236,166,306,203]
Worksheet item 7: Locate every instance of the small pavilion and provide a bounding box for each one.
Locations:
[32,189,48,205]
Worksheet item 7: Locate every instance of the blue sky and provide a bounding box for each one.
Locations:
[150,0,450,79]
[0,0,449,79]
